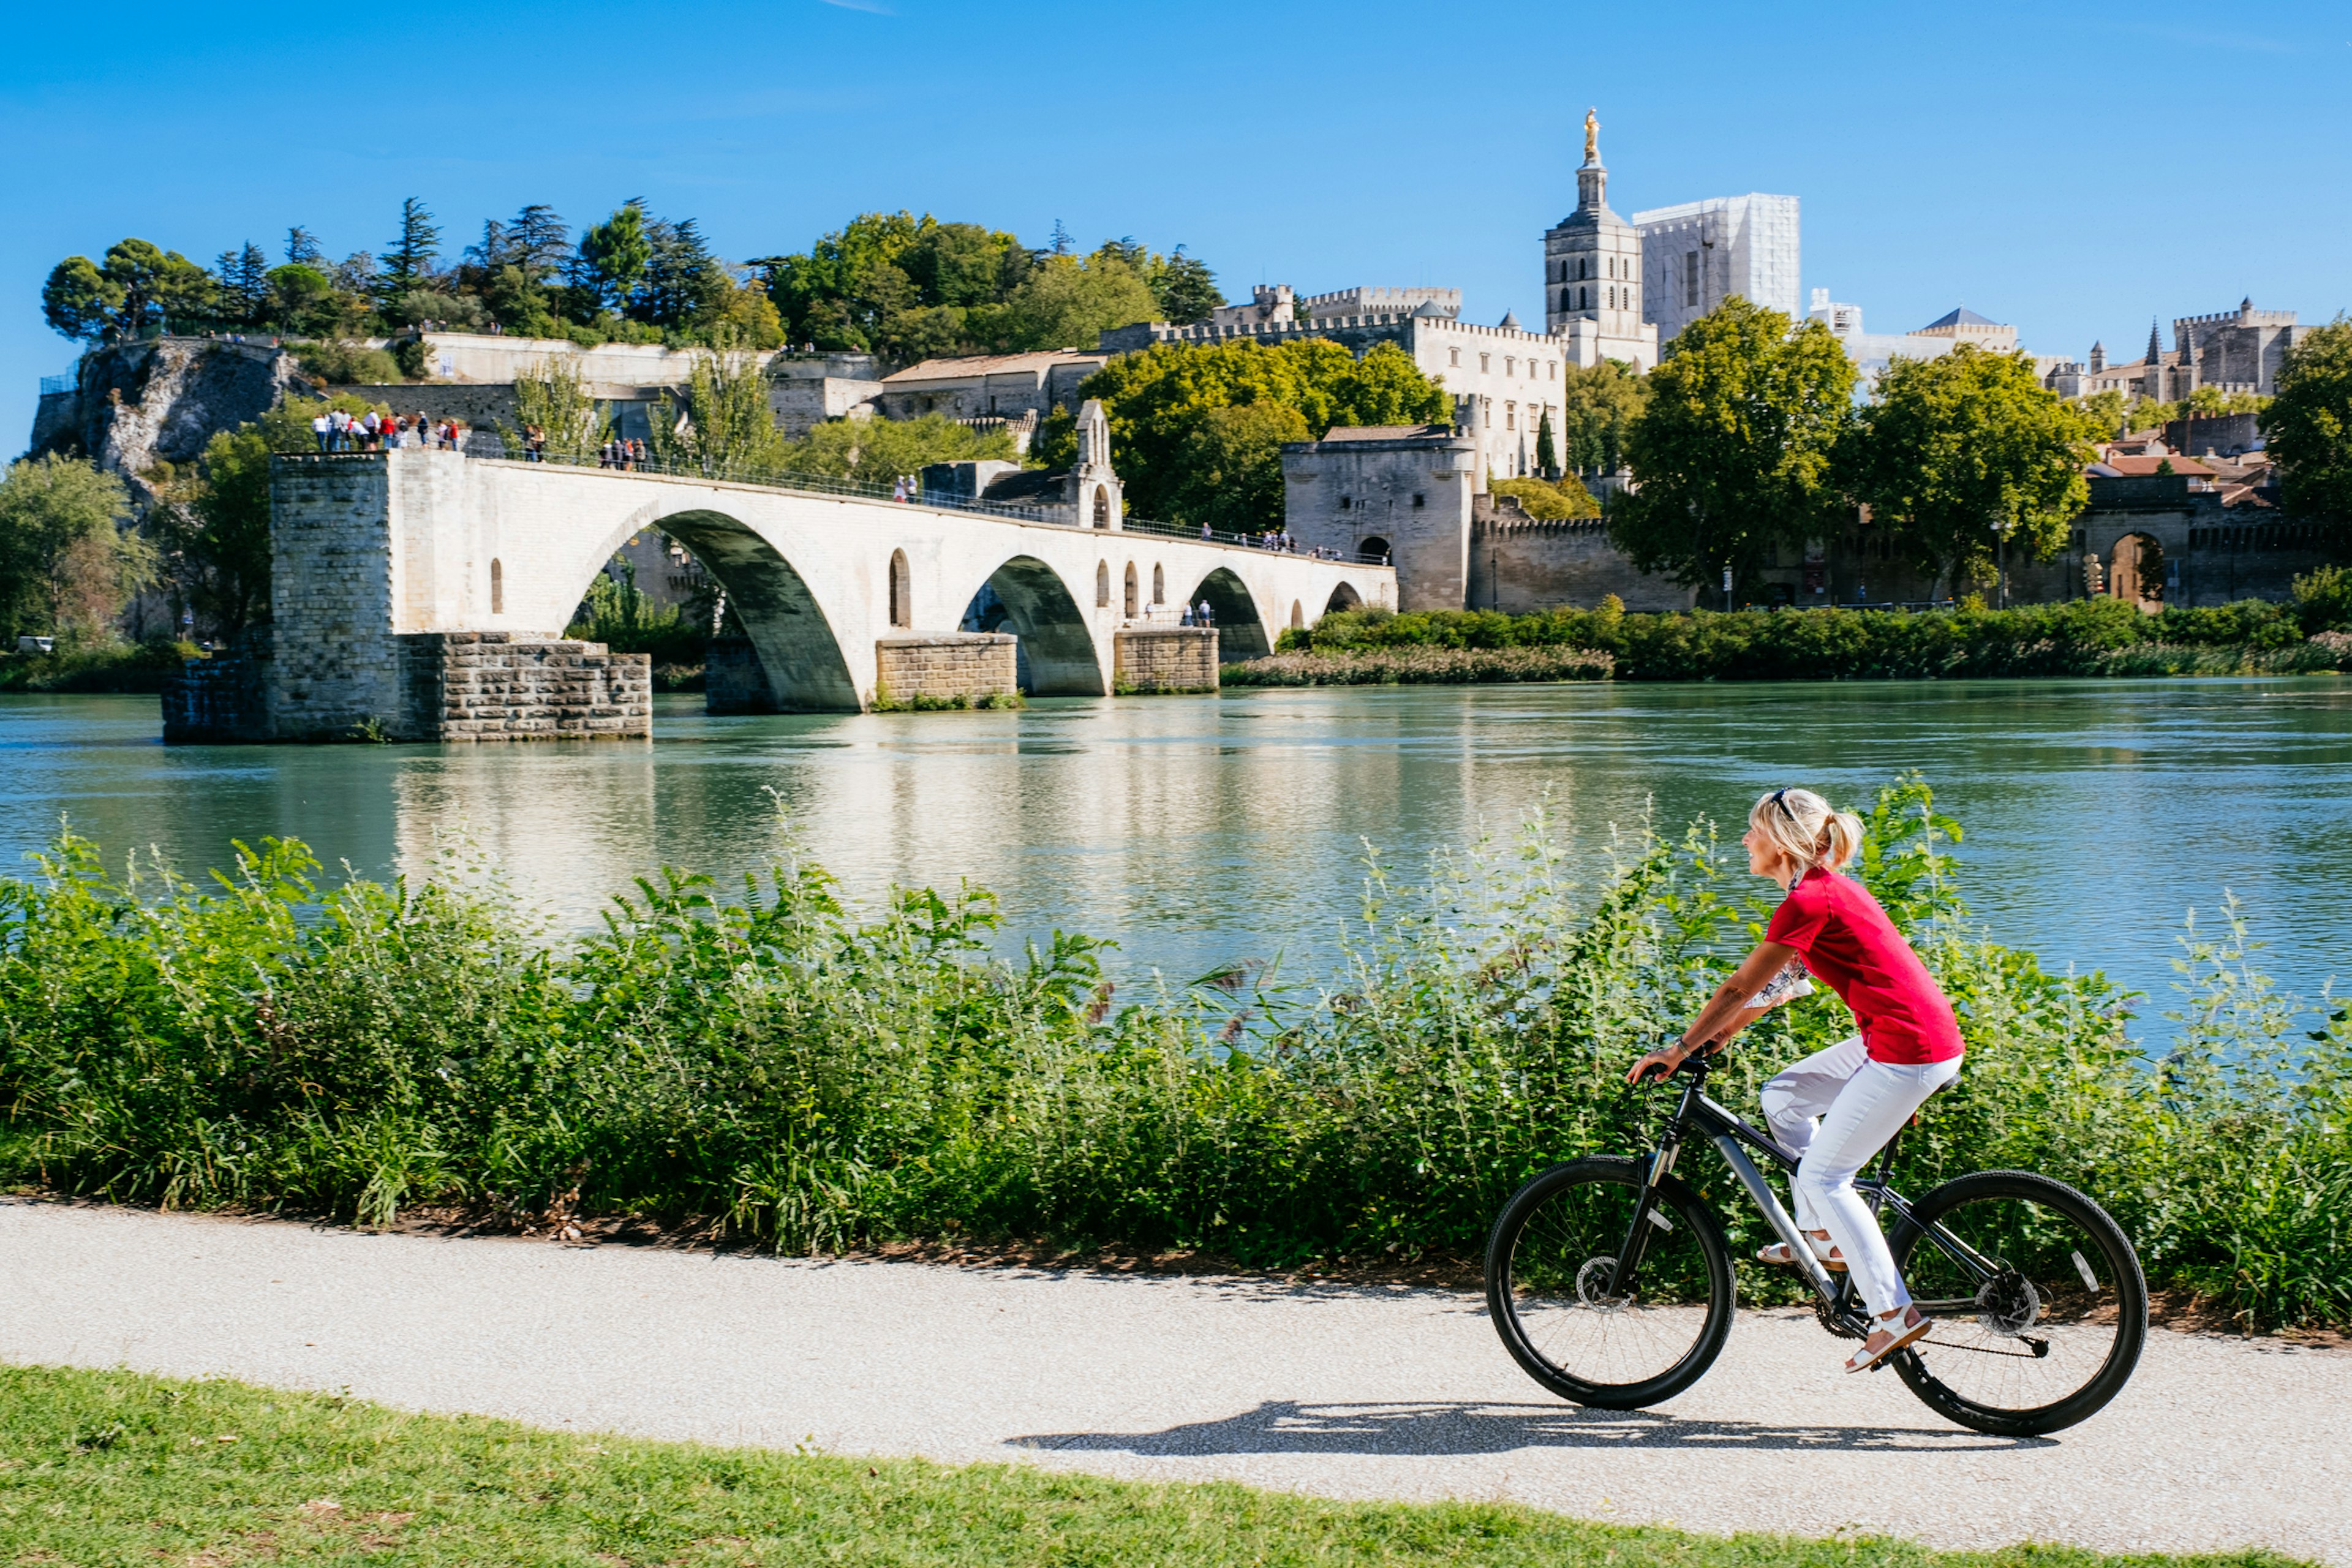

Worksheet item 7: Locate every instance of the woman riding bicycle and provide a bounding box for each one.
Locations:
[1627,786,1964,1374]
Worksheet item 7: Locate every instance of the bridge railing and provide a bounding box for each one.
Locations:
[1117,514,1388,564]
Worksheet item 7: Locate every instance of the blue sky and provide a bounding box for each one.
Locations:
[4,0,2346,449]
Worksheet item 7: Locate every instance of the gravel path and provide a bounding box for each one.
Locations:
[4,1197,2343,1564]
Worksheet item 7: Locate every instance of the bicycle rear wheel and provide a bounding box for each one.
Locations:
[1889,1169,2147,1436]
[1485,1156,1734,1409]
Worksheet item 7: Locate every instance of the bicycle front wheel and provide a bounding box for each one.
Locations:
[1890,1169,2148,1437]
[1485,1156,1735,1409]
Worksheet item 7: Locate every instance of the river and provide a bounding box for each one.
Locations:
[6,679,2350,1011]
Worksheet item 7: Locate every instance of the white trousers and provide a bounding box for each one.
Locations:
[1758,1035,1961,1318]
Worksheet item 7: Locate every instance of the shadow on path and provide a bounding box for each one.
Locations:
[1011,1400,2041,1457]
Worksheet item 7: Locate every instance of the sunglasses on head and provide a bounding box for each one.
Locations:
[1771,788,1797,823]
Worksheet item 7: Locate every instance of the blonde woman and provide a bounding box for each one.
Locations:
[1627,788,1965,1373]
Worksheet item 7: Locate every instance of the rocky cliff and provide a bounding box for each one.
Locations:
[30,338,309,483]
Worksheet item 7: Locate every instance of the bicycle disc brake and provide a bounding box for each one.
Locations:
[1974,1269,2041,1336]
[1575,1256,1632,1312]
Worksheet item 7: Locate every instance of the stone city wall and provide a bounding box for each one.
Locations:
[1115,626,1219,692]
[875,633,1018,704]
[397,632,650,742]
[1468,513,1696,613]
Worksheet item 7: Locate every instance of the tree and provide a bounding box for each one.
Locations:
[381,198,442,294]
[0,455,148,644]
[1147,247,1222,326]
[2074,388,2127,436]
[1555,358,1648,474]
[647,333,789,478]
[1842,342,2103,597]
[781,413,1016,488]
[991,251,1159,353]
[42,239,219,342]
[1610,296,1855,589]
[1534,409,1559,477]
[2266,317,2352,529]
[1490,473,1599,519]
[1042,337,1450,528]
[168,427,274,636]
[578,202,652,315]
[266,264,337,334]
[284,226,325,268]
[499,360,610,464]
[636,215,729,328]
[213,243,271,326]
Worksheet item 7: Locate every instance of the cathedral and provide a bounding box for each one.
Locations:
[1542,110,1660,371]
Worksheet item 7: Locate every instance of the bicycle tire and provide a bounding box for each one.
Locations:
[1485,1156,1735,1409]
[1887,1169,2147,1437]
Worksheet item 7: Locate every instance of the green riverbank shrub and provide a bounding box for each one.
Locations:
[1221,646,1615,686]
[1275,599,2352,682]
[0,635,197,693]
[1,780,2346,1327]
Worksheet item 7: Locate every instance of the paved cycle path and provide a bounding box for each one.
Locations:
[3,1197,2343,1564]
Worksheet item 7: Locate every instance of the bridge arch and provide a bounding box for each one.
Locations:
[971,554,1104,696]
[1325,581,1363,614]
[638,507,858,711]
[1186,566,1272,660]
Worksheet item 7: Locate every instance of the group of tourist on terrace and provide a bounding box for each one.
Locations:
[309,408,466,451]
[596,436,650,469]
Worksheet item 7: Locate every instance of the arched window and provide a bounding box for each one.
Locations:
[1095,560,1110,606]
[489,557,503,614]
[1152,564,1164,604]
[1290,600,1304,628]
[888,548,911,628]
[1123,562,1139,618]
[1093,486,1111,528]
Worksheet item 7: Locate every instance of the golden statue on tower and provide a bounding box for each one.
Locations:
[1583,107,1599,164]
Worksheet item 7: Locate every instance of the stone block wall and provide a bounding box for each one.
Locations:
[1468,513,1696,612]
[706,636,778,714]
[160,647,269,743]
[268,455,401,739]
[397,632,650,741]
[1115,627,1219,692]
[875,633,1017,704]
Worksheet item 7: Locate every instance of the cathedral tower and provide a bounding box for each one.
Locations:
[1542,109,1657,369]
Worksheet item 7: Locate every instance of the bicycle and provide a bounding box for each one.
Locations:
[1483,1051,2148,1437]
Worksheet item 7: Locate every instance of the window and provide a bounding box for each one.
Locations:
[1339,496,1351,510]
[1479,353,1490,372]
[1092,485,1110,528]
[1096,561,1110,606]
[1124,562,1138,618]
[1449,347,1460,366]
[888,548,911,628]
[1506,404,1516,430]
[1504,356,1515,375]
[1153,564,1164,603]
[1548,361,1557,379]
[1412,493,1425,508]
[1684,251,1700,308]
[1559,287,1573,314]
[489,558,503,614]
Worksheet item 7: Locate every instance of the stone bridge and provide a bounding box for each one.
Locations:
[228,448,1392,740]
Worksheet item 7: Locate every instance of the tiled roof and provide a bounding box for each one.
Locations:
[2094,454,2217,477]
[1318,424,1457,443]
[883,350,1107,385]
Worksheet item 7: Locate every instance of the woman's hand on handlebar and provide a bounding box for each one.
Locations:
[1626,1042,1689,1085]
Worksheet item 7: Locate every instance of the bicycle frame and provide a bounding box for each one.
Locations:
[1605,1059,2012,1336]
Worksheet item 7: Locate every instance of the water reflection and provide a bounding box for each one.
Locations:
[5,679,2351,1009]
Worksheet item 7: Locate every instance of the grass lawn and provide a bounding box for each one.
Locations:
[0,1364,2312,1567]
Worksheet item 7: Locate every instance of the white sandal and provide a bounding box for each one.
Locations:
[1845,1305,1934,1373]
[1755,1232,1847,1271]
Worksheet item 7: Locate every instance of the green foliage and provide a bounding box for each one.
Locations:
[0,635,194,693]
[170,428,274,636]
[502,359,611,464]
[2264,316,2352,527]
[647,335,791,477]
[993,249,1159,353]
[2187,385,2269,417]
[780,413,1016,488]
[1534,407,1559,475]
[578,201,652,314]
[263,263,338,334]
[2074,388,2128,435]
[296,340,403,385]
[3,780,2349,1328]
[1844,344,2103,594]
[1555,358,1649,474]
[42,239,219,342]
[1613,298,1856,588]
[565,556,706,666]
[16,1364,2298,1568]
[2292,564,2352,633]
[1488,475,1599,521]
[379,197,441,295]
[1054,338,1450,527]
[0,454,145,643]
[256,392,388,453]
[1284,598,2332,681]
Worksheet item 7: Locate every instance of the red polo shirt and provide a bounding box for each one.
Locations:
[1765,869,1964,1065]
